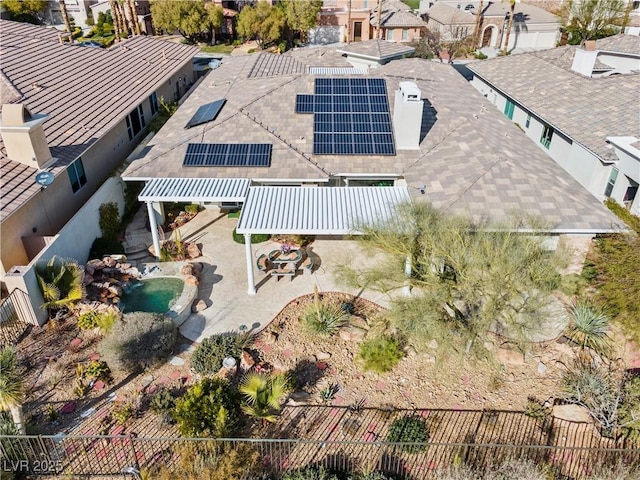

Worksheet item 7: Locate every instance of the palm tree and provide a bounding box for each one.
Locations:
[473,0,485,47]
[35,256,84,317]
[127,0,140,36]
[59,0,73,43]
[239,373,290,426]
[564,301,613,358]
[502,0,516,53]
[0,347,25,434]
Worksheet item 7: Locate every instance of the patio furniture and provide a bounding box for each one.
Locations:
[270,268,295,281]
[268,249,302,268]
[300,254,314,274]
[256,254,271,274]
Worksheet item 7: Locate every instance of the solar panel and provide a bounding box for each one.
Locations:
[184,99,227,129]
[183,143,272,167]
[308,78,395,156]
[295,95,315,114]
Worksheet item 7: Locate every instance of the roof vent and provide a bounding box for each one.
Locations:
[571,45,599,77]
[0,104,52,168]
[393,82,423,150]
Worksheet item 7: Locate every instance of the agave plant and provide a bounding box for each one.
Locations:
[35,256,84,314]
[239,373,291,425]
[565,302,613,358]
[0,346,25,434]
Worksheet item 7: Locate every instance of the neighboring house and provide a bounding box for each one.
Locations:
[422,1,560,51]
[468,35,640,215]
[122,45,622,273]
[45,0,94,28]
[310,0,426,44]
[0,20,198,276]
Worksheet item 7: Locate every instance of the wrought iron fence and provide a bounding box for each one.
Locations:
[0,288,37,346]
[1,435,638,479]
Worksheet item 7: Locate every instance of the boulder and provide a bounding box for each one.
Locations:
[107,285,123,297]
[102,257,117,268]
[552,404,592,423]
[83,274,94,286]
[339,326,367,342]
[264,331,278,345]
[124,267,140,278]
[87,259,105,271]
[85,265,95,276]
[180,264,194,276]
[537,361,547,375]
[428,339,439,350]
[186,243,201,259]
[191,299,207,313]
[184,275,199,287]
[241,350,256,370]
[116,263,131,270]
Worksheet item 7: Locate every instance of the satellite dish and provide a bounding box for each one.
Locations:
[35,171,54,187]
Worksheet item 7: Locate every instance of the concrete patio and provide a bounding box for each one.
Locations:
[124,207,392,343]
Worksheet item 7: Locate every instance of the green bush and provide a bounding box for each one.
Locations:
[191,333,242,375]
[112,402,135,425]
[173,378,240,437]
[282,467,339,480]
[301,301,349,337]
[77,311,99,330]
[387,415,429,453]
[232,228,270,244]
[77,310,119,332]
[185,204,200,214]
[89,236,124,259]
[357,336,404,373]
[95,310,119,333]
[150,389,177,425]
[78,360,112,384]
[99,202,121,239]
[98,312,176,373]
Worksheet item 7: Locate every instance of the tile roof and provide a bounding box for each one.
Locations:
[0,20,198,221]
[467,38,640,161]
[372,8,427,28]
[481,2,559,23]
[123,51,622,232]
[427,3,476,25]
[336,39,415,60]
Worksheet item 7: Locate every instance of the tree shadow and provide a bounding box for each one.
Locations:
[419,99,437,144]
[291,358,326,391]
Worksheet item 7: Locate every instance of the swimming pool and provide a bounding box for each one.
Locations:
[120,278,185,313]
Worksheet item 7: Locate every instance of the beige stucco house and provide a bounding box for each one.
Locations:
[0,20,198,277]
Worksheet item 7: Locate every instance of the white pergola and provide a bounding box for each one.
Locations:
[139,178,251,259]
[236,186,411,294]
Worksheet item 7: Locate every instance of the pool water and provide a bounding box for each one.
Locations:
[120,278,184,313]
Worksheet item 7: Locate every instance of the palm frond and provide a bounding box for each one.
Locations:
[239,373,268,405]
[0,347,24,410]
[565,302,613,357]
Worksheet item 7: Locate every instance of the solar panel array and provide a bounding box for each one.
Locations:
[183,143,272,167]
[297,78,395,156]
[184,99,226,129]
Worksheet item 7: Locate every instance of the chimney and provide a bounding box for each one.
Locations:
[0,104,52,168]
[393,82,423,150]
[571,43,598,77]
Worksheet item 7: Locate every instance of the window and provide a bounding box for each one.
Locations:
[149,92,158,115]
[402,29,408,41]
[540,124,554,149]
[525,114,531,128]
[503,99,515,120]
[624,178,638,207]
[604,167,618,198]
[68,158,87,194]
[126,105,145,140]
[387,29,394,40]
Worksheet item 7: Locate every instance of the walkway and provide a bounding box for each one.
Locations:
[123,207,392,343]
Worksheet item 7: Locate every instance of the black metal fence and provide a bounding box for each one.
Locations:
[1,435,638,479]
[0,288,37,346]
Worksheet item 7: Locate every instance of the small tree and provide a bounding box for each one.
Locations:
[283,0,323,43]
[561,0,629,44]
[150,0,214,44]
[207,3,224,45]
[239,373,291,425]
[35,256,84,316]
[1,0,47,24]
[0,347,25,434]
[236,1,285,49]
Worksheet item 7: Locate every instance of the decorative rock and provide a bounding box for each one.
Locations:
[264,331,278,345]
[404,346,417,357]
[552,404,592,423]
[60,402,76,414]
[107,285,123,297]
[93,381,105,391]
[184,275,199,286]
[427,339,439,350]
[87,259,105,270]
[169,356,185,366]
[282,349,294,359]
[191,299,207,313]
[89,352,100,361]
[85,265,95,276]
[339,326,366,342]
[117,263,132,270]
[83,274,94,286]
[186,243,201,259]
[180,264,194,276]
[102,257,117,268]
[170,370,183,379]
[241,350,256,370]
[125,267,140,278]
[316,362,328,370]
[141,376,154,388]
[537,361,547,375]
[316,352,331,361]
[70,338,82,348]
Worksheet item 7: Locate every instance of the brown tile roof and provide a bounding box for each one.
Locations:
[468,38,640,161]
[481,2,559,23]
[427,3,475,25]
[0,20,198,221]
[123,52,622,232]
[336,39,415,60]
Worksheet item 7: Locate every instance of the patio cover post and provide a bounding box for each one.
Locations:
[146,201,161,260]
[403,255,411,296]
[244,234,256,295]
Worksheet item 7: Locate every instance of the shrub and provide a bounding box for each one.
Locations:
[112,402,135,425]
[150,389,177,425]
[301,301,349,337]
[232,228,270,244]
[191,333,242,375]
[98,312,176,373]
[89,236,125,259]
[282,467,339,480]
[99,202,121,239]
[173,378,240,437]
[77,311,99,330]
[357,336,404,373]
[387,415,429,453]
[95,309,119,333]
[78,310,119,332]
[78,360,112,384]
[185,204,200,214]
